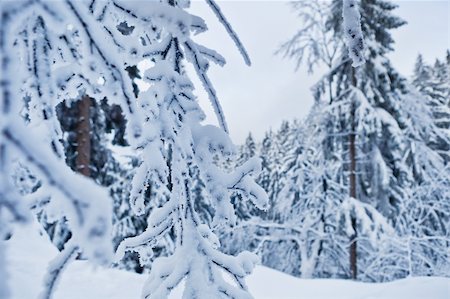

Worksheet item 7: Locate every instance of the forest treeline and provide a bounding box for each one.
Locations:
[17,0,449,283]
[2,0,449,298]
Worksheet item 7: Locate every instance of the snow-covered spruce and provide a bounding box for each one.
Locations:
[412,52,450,163]
[233,0,450,281]
[114,1,268,298]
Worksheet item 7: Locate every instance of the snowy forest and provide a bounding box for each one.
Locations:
[1,0,449,299]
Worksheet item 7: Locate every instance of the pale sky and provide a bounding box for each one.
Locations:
[186,0,450,144]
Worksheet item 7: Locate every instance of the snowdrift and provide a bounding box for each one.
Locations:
[5,223,449,299]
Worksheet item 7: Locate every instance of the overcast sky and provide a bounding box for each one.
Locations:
[186,0,450,144]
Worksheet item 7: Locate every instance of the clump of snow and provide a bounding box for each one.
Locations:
[342,0,366,67]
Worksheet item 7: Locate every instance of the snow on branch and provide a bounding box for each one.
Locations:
[116,0,231,133]
[184,40,229,133]
[341,197,395,245]
[276,0,340,72]
[0,1,154,294]
[39,243,79,299]
[113,2,267,298]
[342,0,365,67]
[205,0,251,66]
[3,121,113,264]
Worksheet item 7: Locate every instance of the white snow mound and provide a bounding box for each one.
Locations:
[5,223,450,299]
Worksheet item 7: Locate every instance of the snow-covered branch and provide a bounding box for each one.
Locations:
[114,2,267,298]
[342,0,365,67]
[205,0,251,66]
[39,242,79,299]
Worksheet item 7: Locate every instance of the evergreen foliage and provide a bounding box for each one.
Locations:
[1,1,449,298]
[221,0,450,282]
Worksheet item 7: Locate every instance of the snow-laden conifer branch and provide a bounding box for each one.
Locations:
[39,243,79,299]
[4,1,148,144]
[3,122,113,264]
[184,40,229,133]
[115,0,232,133]
[1,2,116,260]
[205,0,251,66]
[197,44,226,67]
[20,14,66,159]
[62,0,144,140]
[342,0,365,67]
[113,1,268,298]
[0,0,161,295]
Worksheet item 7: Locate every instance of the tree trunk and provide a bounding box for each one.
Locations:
[75,95,91,177]
[349,68,357,280]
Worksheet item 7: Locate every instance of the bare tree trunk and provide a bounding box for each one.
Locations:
[349,68,357,280]
[75,95,91,177]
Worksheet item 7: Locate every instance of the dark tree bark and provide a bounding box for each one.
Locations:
[349,67,357,280]
[75,95,91,177]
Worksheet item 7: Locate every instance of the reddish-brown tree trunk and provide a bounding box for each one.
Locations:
[75,95,91,177]
[349,68,357,280]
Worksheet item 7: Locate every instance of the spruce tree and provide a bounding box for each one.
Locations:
[412,53,450,163]
[274,0,450,281]
[113,1,268,298]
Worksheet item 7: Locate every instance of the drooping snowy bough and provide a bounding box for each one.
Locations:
[1,0,117,259]
[113,1,268,298]
[0,0,162,297]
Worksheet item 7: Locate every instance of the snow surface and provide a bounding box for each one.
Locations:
[6,223,450,299]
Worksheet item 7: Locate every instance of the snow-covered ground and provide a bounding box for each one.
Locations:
[5,223,450,299]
